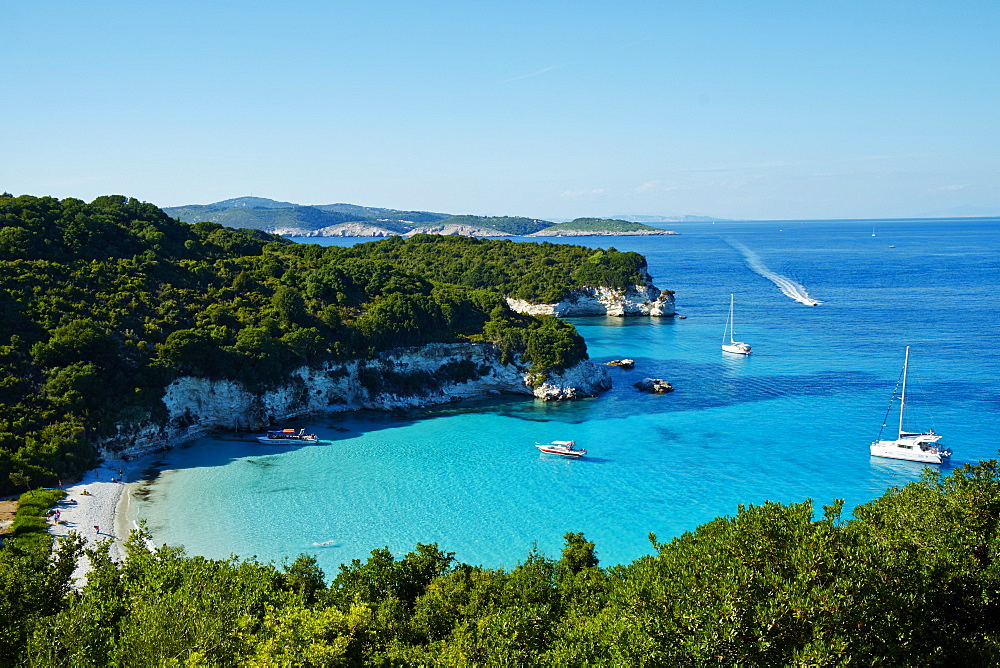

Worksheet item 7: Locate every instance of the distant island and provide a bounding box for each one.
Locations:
[531,218,678,236]
[163,197,681,237]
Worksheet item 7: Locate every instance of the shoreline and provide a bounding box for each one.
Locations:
[48,456,149,584]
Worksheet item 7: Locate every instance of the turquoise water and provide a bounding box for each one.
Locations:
[131,218,1000,571]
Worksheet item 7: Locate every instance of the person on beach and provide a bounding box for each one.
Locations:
[94,525,99,533]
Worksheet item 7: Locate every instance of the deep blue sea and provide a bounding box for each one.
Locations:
[129,218,1000,572]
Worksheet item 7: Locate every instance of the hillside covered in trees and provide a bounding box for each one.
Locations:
[339,235,655,303]
[164,197,682,238]
[4,459,1000,664]
[534,217,677,235]
[164,197,449,233]
[0,194,636,495]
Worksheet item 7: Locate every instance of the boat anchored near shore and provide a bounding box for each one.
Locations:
[870,347,951,464]
[535,440,586,457]
[722,294,751,355]
[257,428,319,445]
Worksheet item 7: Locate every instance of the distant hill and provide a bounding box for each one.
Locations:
[531,218,678,236]
[162,204,354,232]
[426,215,553,236]
[163,197,451,234]
[313,203,449,224]
[164,197,694,237]
[213,196,301,209]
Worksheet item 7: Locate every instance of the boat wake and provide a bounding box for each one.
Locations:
[725,239,823,306]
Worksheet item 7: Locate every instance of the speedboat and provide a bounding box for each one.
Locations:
[257,428,319,445]
[870,347,951,464]
[535,440,586,457]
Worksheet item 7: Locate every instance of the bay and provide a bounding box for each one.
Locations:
[129,218,1000,571]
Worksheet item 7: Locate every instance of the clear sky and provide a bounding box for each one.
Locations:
[5,1,999,220]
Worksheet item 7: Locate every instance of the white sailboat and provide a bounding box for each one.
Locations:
[870,347,951,464]
[721,295,751,355]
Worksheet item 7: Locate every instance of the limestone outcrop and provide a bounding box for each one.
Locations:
[506,268,675,318]
[95,342,611,460]
[404,224,512,237]
[530,228,677,237]
[633,378,674,394]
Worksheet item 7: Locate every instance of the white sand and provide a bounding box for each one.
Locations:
[48,458,145,584]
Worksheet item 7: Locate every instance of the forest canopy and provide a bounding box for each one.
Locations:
[0,194,632,494]
[5,459,1000,664]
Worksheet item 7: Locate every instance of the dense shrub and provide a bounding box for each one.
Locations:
[0,195,628,494]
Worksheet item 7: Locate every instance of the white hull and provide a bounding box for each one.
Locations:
[257,437,318,445]
[870,440,948,464]
[722,295,751,355]
[535,440,586,457]
[869,347,951,465]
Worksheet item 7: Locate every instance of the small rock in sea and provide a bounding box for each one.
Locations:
[677,315,687,319]
[604,358,635,369]
[634,378,674,394]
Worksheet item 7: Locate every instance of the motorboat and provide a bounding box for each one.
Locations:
[722,294,751,355]
[535,440,586,457]
[870,347,951,464]
[257,428,319,445]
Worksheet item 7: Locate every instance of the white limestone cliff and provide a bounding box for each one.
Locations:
[506,268,675,317]
[404,224,513,237]
[96,342,610,460]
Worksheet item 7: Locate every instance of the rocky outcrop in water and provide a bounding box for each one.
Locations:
[95,343,611,460]
[634,378,674,393]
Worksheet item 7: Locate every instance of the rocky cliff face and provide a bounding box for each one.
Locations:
[96,343,610,460]
[506,269,676,317]
[404,224,513,237]
[274,222,402,237]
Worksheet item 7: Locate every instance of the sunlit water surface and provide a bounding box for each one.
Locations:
[130,218,1000,571]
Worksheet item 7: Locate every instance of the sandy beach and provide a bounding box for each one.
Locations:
[48,457,146,584]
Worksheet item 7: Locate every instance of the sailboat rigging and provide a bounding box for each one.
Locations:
[721,295,751,355]
[870,346,951,464]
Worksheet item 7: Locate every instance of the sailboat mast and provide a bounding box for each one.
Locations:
[898,346,910,438]
[728,295,735,344]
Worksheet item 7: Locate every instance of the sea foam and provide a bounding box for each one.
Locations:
[725,238,823,306]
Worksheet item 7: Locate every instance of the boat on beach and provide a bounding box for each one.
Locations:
[870,347,951,464]
[722,294,751,355]
[257,428,319,445]
[535,440,586,457]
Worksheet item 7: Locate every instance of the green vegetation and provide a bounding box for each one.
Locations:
[539,217,669,233]
[4,461,1000,663]
[340,234,651,302]
[0,195,599,495]
[427,215,553,235]
[7,489,65,554]
[159,203,359,232]
[164,197,450,233]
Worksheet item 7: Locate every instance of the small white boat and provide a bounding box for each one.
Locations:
[257,428,319,445]
[870,347,951,464]
[535,440,586,457]
[721,294,751,355]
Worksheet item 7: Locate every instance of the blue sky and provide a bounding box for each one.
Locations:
[5,1,999,220]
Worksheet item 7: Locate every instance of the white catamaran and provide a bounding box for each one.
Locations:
[721,294,751,355]
[870,346,951,464]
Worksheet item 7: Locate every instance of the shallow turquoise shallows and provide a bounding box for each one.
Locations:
[130,218,1000,572]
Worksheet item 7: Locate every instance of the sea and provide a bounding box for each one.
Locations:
[126,218,1000,573]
